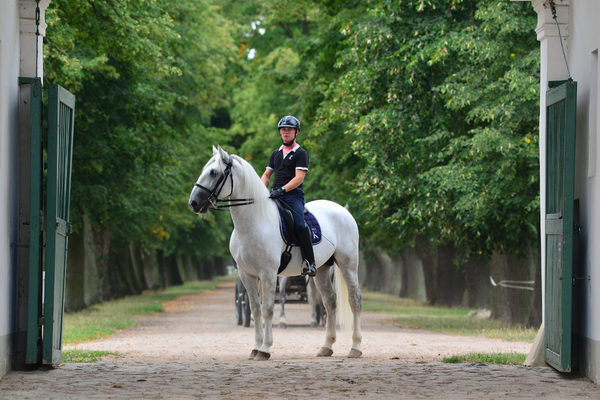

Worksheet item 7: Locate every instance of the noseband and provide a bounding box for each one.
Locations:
[194,155,254,211]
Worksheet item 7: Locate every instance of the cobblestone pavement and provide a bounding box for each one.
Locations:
[1,282,598,399]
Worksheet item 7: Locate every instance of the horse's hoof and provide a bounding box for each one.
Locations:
[253,351,271,361]
[279,323,287,329]
[347,349,362,358]
[317,347,333,357]
[248,349,258,360]
[310,322,318,328]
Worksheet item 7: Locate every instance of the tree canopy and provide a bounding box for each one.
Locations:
[45,0,540,264]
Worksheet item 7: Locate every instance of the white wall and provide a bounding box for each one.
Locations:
[0,0,22,378]
[568,0,600,383]
[520,0,600,382]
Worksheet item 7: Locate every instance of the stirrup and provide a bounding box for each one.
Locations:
[301,260,316,277]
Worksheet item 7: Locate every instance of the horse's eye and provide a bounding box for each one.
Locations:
[210,169,218,178]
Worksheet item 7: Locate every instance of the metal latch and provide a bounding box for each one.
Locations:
[572,275,591,286]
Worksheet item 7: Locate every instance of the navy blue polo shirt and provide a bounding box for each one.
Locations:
[267,144,309,190]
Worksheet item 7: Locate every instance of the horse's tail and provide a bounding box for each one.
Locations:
[334,263,353,338]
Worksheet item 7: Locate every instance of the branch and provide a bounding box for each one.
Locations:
[279,22,294,39]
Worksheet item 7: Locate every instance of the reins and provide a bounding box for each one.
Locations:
[194,155,254,211]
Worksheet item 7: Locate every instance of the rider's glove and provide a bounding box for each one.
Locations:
[269,186,286,199]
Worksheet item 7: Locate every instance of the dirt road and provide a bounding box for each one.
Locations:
[1,281,598,399]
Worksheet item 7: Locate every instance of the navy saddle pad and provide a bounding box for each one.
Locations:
[278,209,322,247]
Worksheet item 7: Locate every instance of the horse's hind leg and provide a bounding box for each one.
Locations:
[278,276,287,329]
[238,269,263,360]
[314,265,336,357]
[336,256,363,358]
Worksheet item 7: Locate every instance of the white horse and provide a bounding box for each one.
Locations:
[188,146,362,361]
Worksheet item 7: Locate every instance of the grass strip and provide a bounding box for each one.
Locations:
[63,275,236,344]
[362,291,537,343]
[442,352,527,365]
[61,349,122,363]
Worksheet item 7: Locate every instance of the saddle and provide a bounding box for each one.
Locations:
[274,200,322,274]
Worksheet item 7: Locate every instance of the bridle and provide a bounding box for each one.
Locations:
[194,155,254,211]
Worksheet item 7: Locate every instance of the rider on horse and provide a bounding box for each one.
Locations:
[260,116,317,277]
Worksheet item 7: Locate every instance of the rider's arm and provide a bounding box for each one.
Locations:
[282,169,306,192]
[261,169,273,188]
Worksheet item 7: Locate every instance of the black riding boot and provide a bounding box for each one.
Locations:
[298,225,317,277]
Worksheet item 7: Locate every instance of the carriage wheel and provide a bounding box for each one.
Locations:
[242,291,252,327]
[235,279,243,326]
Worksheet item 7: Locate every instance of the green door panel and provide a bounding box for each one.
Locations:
[19,77,44,364]
[544,80,577,373]
[43,84,75,365]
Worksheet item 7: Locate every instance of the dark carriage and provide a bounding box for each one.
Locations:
[235,276,325,328]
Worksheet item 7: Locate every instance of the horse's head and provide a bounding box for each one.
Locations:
[188,145,233,214]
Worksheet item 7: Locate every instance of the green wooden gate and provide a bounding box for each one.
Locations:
[544,80,577,373]
[20,77,44,364]
[23,80,76,365]
[43,84,76,364]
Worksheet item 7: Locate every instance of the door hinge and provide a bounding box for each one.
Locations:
[38,317,44,326]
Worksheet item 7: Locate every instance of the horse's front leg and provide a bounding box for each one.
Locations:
[238,269,263,360]
[308,277,319,328]
[254,272,277,361]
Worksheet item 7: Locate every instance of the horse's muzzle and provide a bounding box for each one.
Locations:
[189,198,210,214]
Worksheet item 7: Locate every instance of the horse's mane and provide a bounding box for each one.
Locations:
[209,153,277,222]
[233,155,278,221]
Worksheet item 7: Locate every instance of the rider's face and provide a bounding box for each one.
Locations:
[279,127,297,144]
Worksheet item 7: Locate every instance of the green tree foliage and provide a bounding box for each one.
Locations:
[314,0,539,256]
[45,0,237,259]
[222,0,369,210]
[45,0,541,272]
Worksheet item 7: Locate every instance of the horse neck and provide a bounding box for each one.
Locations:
[228,167,277,232]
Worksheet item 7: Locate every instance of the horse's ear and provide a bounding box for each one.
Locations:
[218,145,229,161]
[212,145,219,156]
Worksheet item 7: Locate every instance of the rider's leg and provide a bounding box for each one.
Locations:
[280,190,316,276]
[297,224,316,276]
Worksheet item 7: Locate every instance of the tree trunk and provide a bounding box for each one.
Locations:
[65,225,86,312]
[129,242,147,292]
[436,243,465,307]
[527,236,542,328]
[301,15,309,35]
[80,214,100,307]
[490,249,535,325]
[415,236,436,304]
[142,250,163,290]
[363,248,384,292]
[398,251,409,298]
[92,227,112,301]
[184,255,199,281]
[161,253,183,287]
[463,253,490,309]
[384,251,402,295]
[357,249,367,288]
[400,248,426,301]
[176,255,188,282]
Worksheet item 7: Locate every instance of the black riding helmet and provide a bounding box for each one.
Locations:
[278,116,300,132]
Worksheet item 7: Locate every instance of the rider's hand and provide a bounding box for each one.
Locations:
[269,187,286,199]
